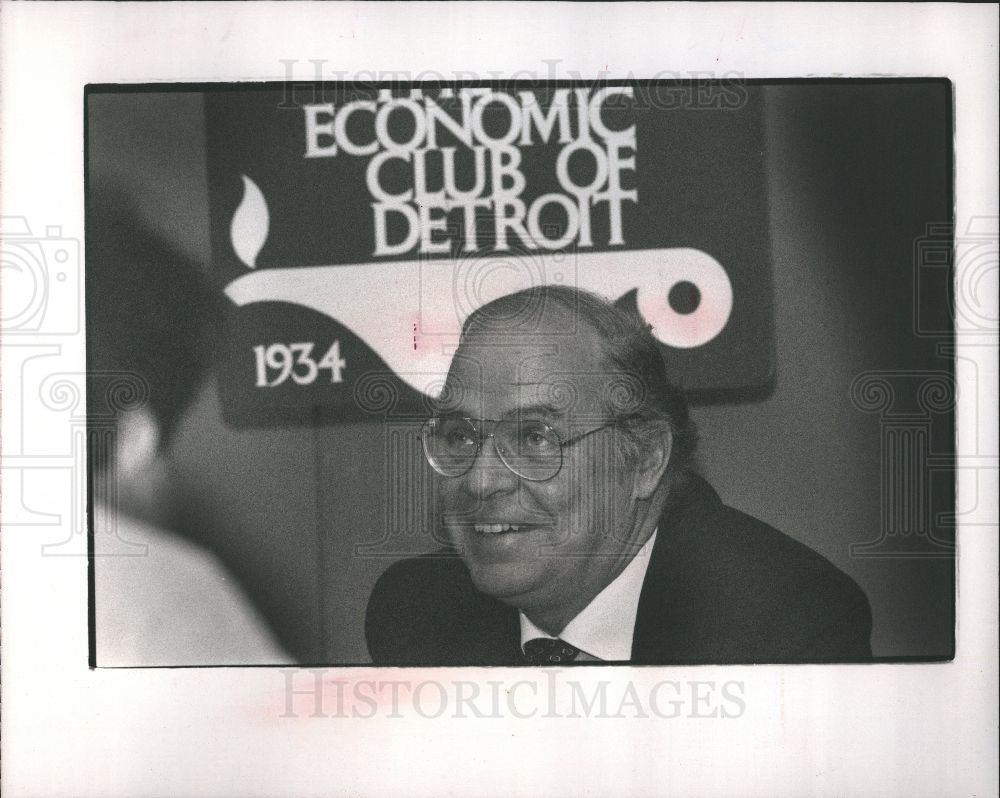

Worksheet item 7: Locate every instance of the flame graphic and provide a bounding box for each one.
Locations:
[230,175,269,269]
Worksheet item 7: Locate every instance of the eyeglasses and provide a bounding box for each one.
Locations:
[420,415,615,482]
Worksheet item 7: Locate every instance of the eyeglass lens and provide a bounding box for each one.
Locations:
[423,416,563,480]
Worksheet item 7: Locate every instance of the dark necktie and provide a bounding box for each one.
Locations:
[523,637,580,664]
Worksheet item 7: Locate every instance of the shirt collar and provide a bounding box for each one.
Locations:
[519,529,658,662]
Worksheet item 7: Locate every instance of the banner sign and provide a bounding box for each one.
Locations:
[206,83,773,425]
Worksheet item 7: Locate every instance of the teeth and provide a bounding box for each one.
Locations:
[474,523,521,534]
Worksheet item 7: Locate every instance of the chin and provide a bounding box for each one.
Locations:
[464,557,543,602]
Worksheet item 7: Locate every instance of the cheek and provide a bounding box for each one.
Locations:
[522,477,601,553]
[435,480,471,540]
[561,462,632,542]
[436,474,479,508]
[436,478,459,504]
[520,480,569,521]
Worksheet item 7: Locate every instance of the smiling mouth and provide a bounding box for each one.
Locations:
[471,523,542,535]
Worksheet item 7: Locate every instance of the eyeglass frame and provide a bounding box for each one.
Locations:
[419,414,618,482]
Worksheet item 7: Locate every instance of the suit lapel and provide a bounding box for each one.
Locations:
[631,474,723,663]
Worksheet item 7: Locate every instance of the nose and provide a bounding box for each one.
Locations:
[459,433,519,501]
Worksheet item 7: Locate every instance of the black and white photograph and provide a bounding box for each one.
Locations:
[87,80,955,667]
[1,4,996,798]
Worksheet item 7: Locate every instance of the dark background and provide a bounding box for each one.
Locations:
[87,81,955,663]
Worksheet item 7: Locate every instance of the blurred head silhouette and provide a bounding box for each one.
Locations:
[86,195,223,518]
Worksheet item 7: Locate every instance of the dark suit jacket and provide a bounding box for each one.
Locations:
[366,474,873,665]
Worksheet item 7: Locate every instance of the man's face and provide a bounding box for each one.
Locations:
[436,310,644,625]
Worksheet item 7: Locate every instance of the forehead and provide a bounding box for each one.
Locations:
[444,320,616,418]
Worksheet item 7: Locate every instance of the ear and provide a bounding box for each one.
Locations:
[631,426,672,501]
[115,406,161,481]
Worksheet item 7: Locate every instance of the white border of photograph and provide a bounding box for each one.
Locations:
[2,3,997,797]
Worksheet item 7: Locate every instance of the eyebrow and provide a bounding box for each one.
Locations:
[504,403,564,420]
[428,401,565,420]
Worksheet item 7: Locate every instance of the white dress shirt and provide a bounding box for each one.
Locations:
[519,529,658,662]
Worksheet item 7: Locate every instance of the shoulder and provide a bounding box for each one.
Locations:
[712,503,871,620]
[94,512,290,666]
[365,550,513,665]
[366,549,472,614]
[645,475,873,662]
